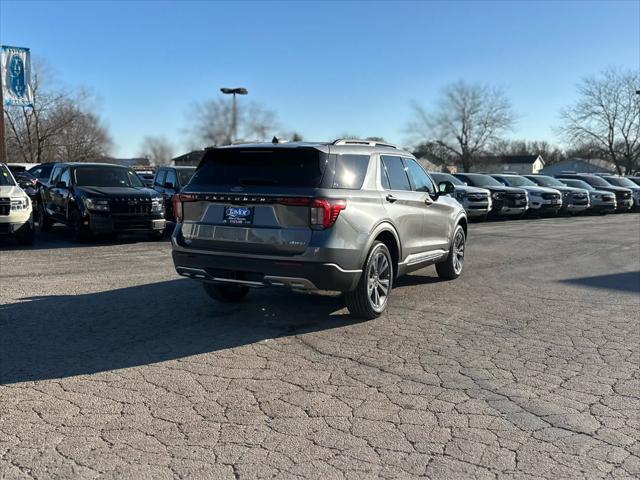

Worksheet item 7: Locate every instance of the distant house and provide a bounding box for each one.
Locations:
[173,150,205,166]
[541,158,615,176]
[470,155,545,174]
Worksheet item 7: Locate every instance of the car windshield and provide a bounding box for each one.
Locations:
[561,179,594,191]
[431,173,465,186]
[580,175,613,187]
[0,165,16,186]
[30,163,54,180]
[501,175,537,187]
[604,176,637,188]
[528,176,565,187]
[463,174,503,187]
[75,166,144,188]
[178,169,196,186]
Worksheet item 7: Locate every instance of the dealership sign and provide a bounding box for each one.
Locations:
[1,45,33,107]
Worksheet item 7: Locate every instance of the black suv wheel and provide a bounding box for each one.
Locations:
[37,202,53,232]
[345,241,393,319]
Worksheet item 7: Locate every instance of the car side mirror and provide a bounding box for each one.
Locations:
[438,181,455,195]
[164,182,175,189]
[56,181,68,189]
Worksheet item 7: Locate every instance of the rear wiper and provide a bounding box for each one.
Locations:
[239,177,278,186]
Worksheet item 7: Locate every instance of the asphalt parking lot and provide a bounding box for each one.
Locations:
[1,214,639,479]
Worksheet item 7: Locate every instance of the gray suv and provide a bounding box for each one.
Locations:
[171,140,468,319]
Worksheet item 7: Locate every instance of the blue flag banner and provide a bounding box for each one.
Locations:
[1,45,33,107]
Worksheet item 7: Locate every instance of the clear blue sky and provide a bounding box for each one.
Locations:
[1,0,638,157]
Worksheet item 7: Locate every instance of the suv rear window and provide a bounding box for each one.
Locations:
[190,148,369,190]
[192,148,326,188]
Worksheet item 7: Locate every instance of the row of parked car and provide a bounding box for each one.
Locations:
[432,171,640,219]
[1,140,639,318]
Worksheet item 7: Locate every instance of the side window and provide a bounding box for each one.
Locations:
[381,156,411,191]
[329,154,369,189]
[165,169,178,188]
[60,168,72,187]
[404,158,436,195]
[50,166,63,185]
[155,169,166,187]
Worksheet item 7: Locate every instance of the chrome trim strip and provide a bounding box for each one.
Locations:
[322,263,362,274]
[399,249,448,267]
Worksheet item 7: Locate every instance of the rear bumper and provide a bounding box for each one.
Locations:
[172,249,361,292]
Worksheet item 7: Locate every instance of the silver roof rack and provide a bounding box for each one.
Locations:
[332,138,399,149]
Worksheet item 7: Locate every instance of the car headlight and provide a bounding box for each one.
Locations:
[10,197,29,211]
[492,192,504,199]
[84,198,110,212]
[563,192,570,198]
[151,197,164,212]
[592,194,602,200]
[455,191,467,201]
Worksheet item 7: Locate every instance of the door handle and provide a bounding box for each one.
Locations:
[385,194,398,203]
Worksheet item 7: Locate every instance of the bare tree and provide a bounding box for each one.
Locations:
[560,68,640,174]
[139,135,175,165]
[493,139,567,165]
[3,63,112,163]
[407,80,515,171]
[187,98,278,147]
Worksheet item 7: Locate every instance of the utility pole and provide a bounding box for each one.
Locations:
[220,87,248,144]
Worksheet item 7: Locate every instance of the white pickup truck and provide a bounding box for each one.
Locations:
[0,163,34,245]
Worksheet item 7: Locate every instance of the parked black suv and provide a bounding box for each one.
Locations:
[152,166,196,221]
[38,163,166,241]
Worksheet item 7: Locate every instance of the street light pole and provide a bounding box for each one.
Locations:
[220,87,248,144]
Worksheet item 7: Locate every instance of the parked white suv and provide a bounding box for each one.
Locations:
[0,163,35,245]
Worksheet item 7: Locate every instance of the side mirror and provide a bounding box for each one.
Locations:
[164,182,175,189]
[56,181,68,189]
[438,181,455,195]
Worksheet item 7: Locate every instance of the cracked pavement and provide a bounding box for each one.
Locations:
[1,214,639,479]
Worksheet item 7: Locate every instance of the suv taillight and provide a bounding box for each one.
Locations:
[276,197,347,229]
[310,198,346,229]
[173,193,199,222]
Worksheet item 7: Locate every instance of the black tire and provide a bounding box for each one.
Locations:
[15,220,35,246]
[436,225,466,280]
[69,209,90,242]
[202,283,250,303]
[37,202,52,232]
[345,241,393,320]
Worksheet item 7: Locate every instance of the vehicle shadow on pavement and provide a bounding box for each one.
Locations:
[0,227,172,251]
[559,271,640,294]
[0,279,355,384]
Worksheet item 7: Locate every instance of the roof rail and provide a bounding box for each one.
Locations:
[332,138,399,149]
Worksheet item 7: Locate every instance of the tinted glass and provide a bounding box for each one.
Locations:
[431,172,465,186]
[177,169,196,187]
[526,176,564,187]
[33,164,54,181]
[404,158,435,194]
[60,168,72,187]
[500,175,537,187]
[459,174,503,187]
[327,154,369,189]
[381,156,411,191]
[0,165,16,186]
[191,148,326,188]
[165,169,178,187]
[155,170,166,186]
[579,175,613,187]
[50,166,63,185]
[560,179,594,191]
[75,167,144,188]
[604,177,637,188]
